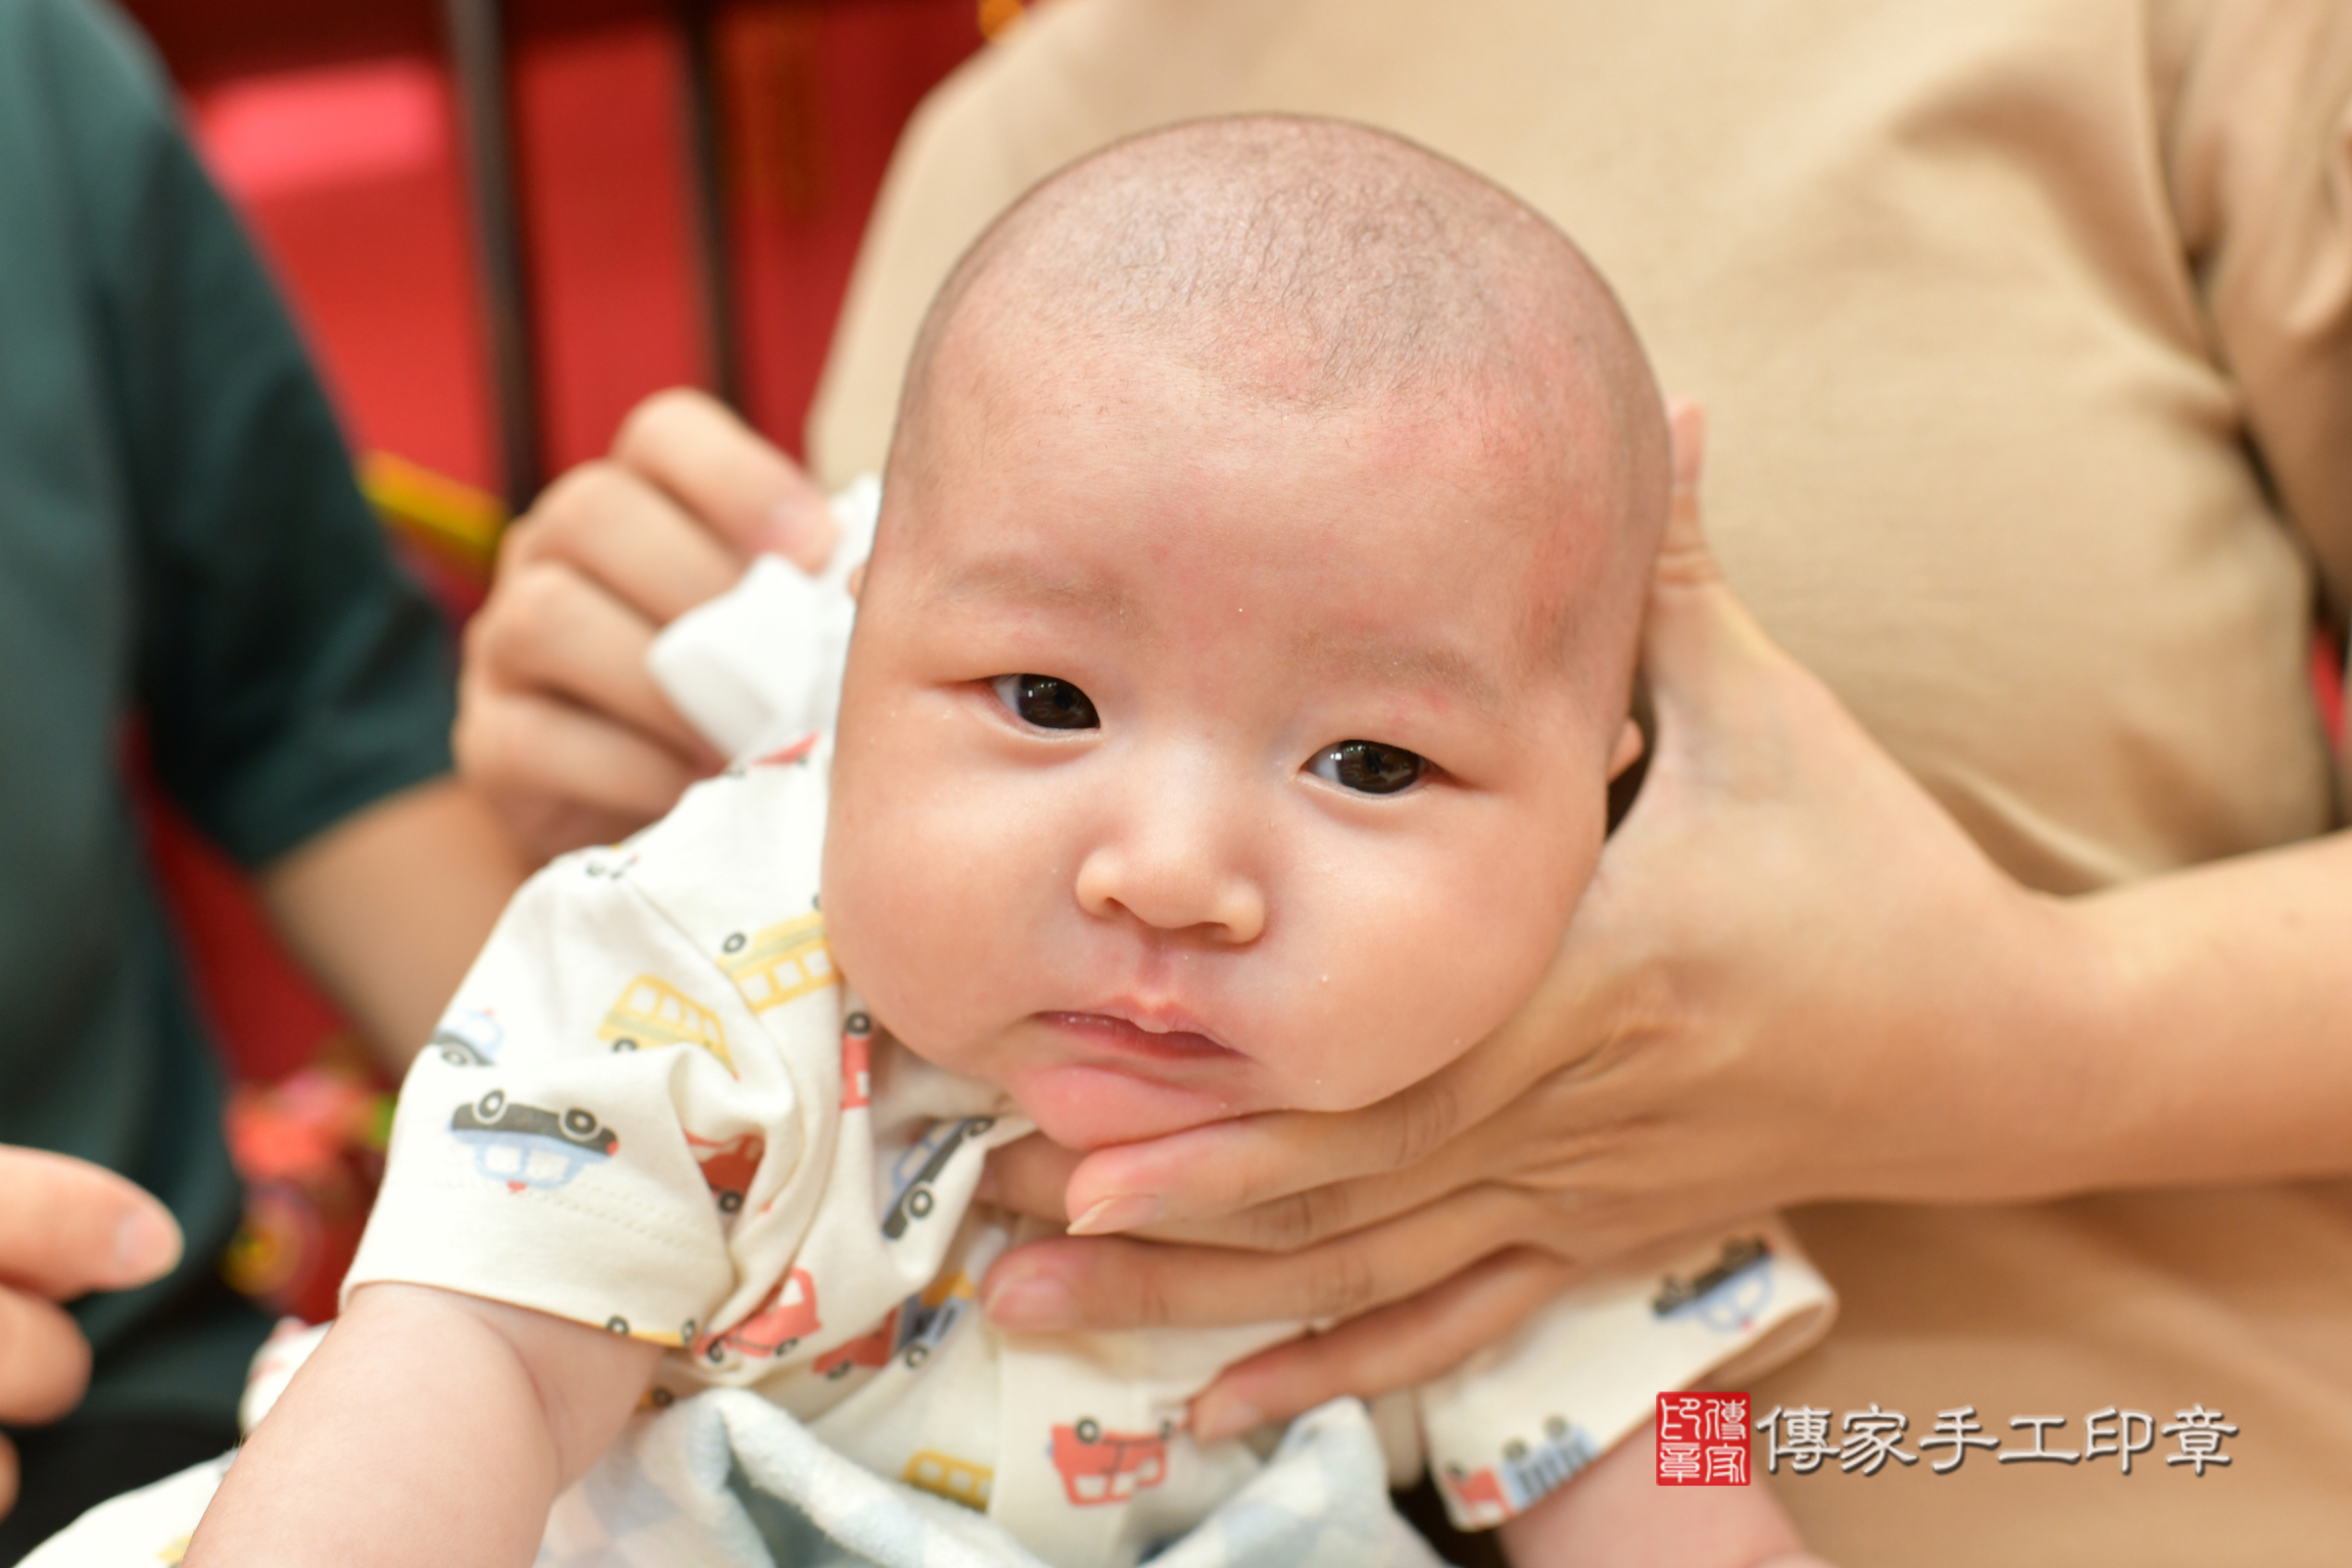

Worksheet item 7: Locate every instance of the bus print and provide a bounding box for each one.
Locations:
[717,913,836,1014]
[903,1450,992,1511]
[596,975,734,1074]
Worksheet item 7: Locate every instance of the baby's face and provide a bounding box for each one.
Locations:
[822,351,1636,1150]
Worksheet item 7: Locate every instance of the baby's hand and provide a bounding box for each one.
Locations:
[186,1284,659,1568]
[1497,1423,1833,1568]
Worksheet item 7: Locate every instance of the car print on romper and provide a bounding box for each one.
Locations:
[1440,1416,1598,1527]
[1050,1417,1175,1506]
[881,1116,996,1240]
[428,1007,503,1065]
[841,1011,873,1110]
[449,1090,617,1193]
[1650,1236,1774,1333]
[697,1267,819,1362]
[686,1130,763,1215]
[811,1270,977,1379]
[751,732,818,768]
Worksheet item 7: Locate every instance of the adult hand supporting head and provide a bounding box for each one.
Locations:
[456,389,837,862]
[0,1148,183,1518]
[979,406,2107,1437]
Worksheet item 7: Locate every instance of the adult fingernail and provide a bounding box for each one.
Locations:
[112,1206,182,1285]
[983,1273,1077,1331]
[759,497,832,566]
[1193,1392,1265,1445]
[1066,1193,1159,1237]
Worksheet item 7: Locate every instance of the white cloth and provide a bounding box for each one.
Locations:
[647,475,879,760]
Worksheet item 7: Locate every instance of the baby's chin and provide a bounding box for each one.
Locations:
[1004,1060,1264,1151]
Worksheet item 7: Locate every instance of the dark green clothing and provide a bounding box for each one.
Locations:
[0,0,458,1426]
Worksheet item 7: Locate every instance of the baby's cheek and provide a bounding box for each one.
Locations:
[1275,820,1587,1104]
[823,782,1045,1074]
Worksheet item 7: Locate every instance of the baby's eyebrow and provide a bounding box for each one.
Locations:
[919,554,1138,622]
[1294,630,1506,717]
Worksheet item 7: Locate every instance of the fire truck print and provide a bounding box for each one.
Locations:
[597,975,734,1074]
[718,912,837,1014]
[1440,1415,1598,1527]
[903,1450,993,1510]
[812,1271,977,1379]
[1650,1236,1774,1333]
[698,1267,819,1362]
[841,1011,873,1110]
[1049,1417,1174,1506]
[428,1007,502,1065]
[686,1131,763,1214]
[881,1116,996,1240]
[449,1091,616,1193]
[752,733,818,768]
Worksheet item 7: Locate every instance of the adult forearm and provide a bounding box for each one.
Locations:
[2057,826,2352,1191]
[260,776,528,1074]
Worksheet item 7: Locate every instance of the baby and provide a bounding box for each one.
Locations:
[174,118,1832,1568]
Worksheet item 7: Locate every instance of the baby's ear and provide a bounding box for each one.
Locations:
[1607,717,1646,779]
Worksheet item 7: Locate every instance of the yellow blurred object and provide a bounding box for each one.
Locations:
[361,451,507,583]
[977,0,1025,42]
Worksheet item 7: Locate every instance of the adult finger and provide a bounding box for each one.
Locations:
[1056,1042,1530,1238]
[0,1431,16,1522]
[0,1149,180,1298]
[501,460,748,629]
[978,1135,1080,1223]
[1643,401,1786,707]
[982,1185,1540,1335]
[453,683,708,838]
[1190,1249,1573,1441]
[467,560,717,764]
[611,389,838,571]
[0,1288,92,1425]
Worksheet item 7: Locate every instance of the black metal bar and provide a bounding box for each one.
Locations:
[441,0,540,512]
[680,0,741,411]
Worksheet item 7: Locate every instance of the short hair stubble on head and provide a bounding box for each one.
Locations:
[886,115,1672,693]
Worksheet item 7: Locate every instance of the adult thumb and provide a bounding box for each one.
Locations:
[1642,402,1788,720]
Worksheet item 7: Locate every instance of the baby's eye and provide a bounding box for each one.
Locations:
[1307,740,1424,795]
[990,674,1100,731]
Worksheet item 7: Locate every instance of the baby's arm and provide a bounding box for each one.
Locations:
[185,1283,660,1568]
[1497,1424,1832,1568]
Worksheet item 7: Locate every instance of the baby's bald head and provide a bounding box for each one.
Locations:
[886,116,1669,685]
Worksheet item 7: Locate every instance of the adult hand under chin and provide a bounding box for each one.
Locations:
[976,404,2107,1440]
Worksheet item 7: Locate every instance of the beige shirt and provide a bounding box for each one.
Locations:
[802,3,2352,1562]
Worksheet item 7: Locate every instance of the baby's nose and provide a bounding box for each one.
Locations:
[1072,837,1266,945]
